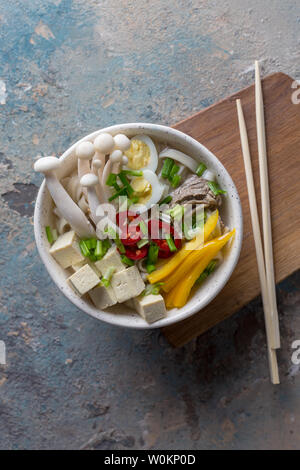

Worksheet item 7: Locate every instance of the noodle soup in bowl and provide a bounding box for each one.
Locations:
[34,123,243,329]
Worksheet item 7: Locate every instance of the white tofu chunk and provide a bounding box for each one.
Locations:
[71,260,100,276]
[49,231,84,269]
[94,246,125,275]
[133,294,166,324]
[110,266,145,303]
[68,264,100,296]
[89,284,117,309]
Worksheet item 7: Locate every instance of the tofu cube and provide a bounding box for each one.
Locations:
[95,246,125,275]
[110,266,145,303]
[133,294,166,324]
[89,284,117,309]
[49,231,84,269]
[68,264,100,296]
[71,260,100,276]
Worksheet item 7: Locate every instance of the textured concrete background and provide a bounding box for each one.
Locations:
[0,0,300,450]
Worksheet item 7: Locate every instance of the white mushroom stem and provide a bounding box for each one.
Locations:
[34,157,95,238]
[91,159,106,203]
[102,158,113,201]
[76,141,95,196]
[80,173,102,224]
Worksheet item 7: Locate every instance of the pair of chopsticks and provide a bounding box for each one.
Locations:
[236,61,280,384]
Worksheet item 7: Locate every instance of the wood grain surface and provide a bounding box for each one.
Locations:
[163,72,300,347]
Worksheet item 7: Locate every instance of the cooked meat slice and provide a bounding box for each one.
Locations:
[171,175,221,209]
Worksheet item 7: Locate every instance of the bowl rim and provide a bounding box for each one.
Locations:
[34,122,243,329]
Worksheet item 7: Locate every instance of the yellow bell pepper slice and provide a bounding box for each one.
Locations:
[172,229,235,308]
[147,209,219,284]
[162,229,235,293]
[164,287,177,309]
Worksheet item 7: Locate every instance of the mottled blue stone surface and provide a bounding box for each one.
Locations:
[0,0,299,450]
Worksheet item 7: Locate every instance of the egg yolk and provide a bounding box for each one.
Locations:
[125,139,150,170]
[131,177,152,204]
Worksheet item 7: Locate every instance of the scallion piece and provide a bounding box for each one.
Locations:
[79,240,90,257]
[168,163,179,182]
[45,226,54,244]
[95,240,104,258]
[121,170,143,177]
[197,260,217,283]
[115,235,126,254]
[139,220,148,235]
[137,239,149,249]
[169,204,184,220]
[165,234,177,252]
[161,158,174,179]
[146,244,158,273]
[142,282,164,296]
[159,195,172,206]
[146,264,156,274]
[118,171,134,196]
[196,162,207,177]
[108,187,127,202]
[106,173,118,186]
[101,267,115,287]
[171,174,181,188]
[121,255,134,266]
[207,181,226,196]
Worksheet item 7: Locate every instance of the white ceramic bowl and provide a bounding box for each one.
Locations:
[34,123,243,329]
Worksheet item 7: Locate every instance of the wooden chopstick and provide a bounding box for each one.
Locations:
[236,99,279,384]
[255,60,281,349]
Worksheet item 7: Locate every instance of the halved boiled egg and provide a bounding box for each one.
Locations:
[124,135,158,172]
[130,169,164,212]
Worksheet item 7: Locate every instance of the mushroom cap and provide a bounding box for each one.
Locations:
[93,159,102,169]
[80,173,99,187]
[34,156,60,173]
[76,141,95,160]
[122,155,128,165]
[94,133,115,154]
[113,134,131,151]
[110,149,123,163]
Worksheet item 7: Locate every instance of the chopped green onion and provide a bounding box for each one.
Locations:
[118,171,134,196]
[121,170,143,177]
[168,163,179,182]
[45,226,54,244]
[90,238,97,249]
[108,187,128,202]
[197,260,217,283]
[52,229,58,241]
[146,264,156,274]
[161,158,174,179]
[89,253,97,262]
[139,220,148,235]
[121,255,134,266]
[101,267,115,287]
[169,204,184,220]
[79,240,90,257]
[196,162,207,177]
[207,181,226,196]
[142,282,164,296]
[137,239,149,249]
[95,240,104,258]
[165,234,177,252]
[106,173,118,186]
[159,195,172,206]
[84,239,93,250]
[147,243,159,265]
[171,174,181,188]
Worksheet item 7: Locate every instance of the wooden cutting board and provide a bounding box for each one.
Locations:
[163,72,300,347]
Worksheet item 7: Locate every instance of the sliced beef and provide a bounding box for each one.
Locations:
[170,175,222,209]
